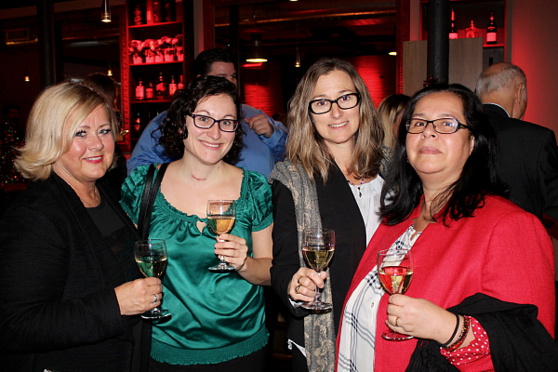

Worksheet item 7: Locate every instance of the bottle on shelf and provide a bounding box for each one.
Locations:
[449,8,458,40]
[486,11,497,44]
[177,74,185,90]
[169,75,178,97]
[135,79,145,100]
[153,0,162,23]
[164,0,175,22]
[133,5,143,25]
[134,112,142,133]
[156,72,167,98]
[465,20,479,38]
[145,0,154,24]
[146,81,155,100]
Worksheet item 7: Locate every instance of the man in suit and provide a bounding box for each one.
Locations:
[476,62,558,222]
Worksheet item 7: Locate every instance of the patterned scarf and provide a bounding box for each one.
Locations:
[270,160,336,372]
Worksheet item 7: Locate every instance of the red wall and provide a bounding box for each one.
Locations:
[241,55,396,117]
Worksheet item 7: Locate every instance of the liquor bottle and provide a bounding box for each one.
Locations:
[465,19,479,38]
[133,5,143,25]
[156,72,167,98]
[163,0,174,22]
[153,0,162,23]
[146,81,155,100]
[135,79,145,100]
[134,112,142,133]
[169,75,178,97]
[486,11,497,44]
[177,74,185,90]
[449,8,458,39]
[145,0,154,24]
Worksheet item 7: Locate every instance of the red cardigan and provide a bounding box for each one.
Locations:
[337,195,555,371]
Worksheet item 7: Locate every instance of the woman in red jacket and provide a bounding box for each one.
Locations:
[336,84,556,371]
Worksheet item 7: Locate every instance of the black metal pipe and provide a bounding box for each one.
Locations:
[427,0,450,85]
[37,0,56,88]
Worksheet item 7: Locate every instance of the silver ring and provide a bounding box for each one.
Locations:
[152,294,158,304]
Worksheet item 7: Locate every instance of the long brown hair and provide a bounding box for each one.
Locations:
[286,58,384,181]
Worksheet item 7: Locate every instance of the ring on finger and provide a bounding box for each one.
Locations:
[395,317,400,327]
[295,285,302,294]
[152,294,158,304]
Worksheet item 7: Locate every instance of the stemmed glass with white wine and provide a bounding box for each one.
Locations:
[377,248,414,340]
[207,200,237,272]
[301,227,336,311]
[134,239,171,320]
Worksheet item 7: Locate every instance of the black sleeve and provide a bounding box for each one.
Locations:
[540,130,558,221]
[0,205,126,353]
[270,181,309,317]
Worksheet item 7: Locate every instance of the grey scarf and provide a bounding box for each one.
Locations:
[270,160,336,372]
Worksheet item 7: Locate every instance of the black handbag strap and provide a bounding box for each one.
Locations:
[138,163,169,240]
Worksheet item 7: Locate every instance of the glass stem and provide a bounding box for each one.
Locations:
[313,272,322,303]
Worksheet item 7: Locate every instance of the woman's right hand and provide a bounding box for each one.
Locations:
[288,267,329,302]
[114,277,163,316]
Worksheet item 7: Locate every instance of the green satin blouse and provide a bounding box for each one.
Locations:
[121,165,272,365]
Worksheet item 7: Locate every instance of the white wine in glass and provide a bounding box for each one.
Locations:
[207,200,237,272]
[134,239,171,320]
[301,228,336,312]
[377,248,414,340]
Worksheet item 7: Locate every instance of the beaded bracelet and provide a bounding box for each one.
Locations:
[440,313,461,348]
[444,315,471,352]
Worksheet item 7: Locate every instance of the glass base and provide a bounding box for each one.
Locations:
[382,330,413,341]
[141,307,171,321]
[208,262,236,272]
[301,301,333,312]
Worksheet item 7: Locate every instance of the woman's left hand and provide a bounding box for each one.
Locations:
[214,234,248,271]
[386,294,458,344]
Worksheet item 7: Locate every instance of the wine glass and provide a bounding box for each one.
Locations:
[377,248,414,340]
[134,239,171,320]
[207,200,237,272]
[301,228,336,311]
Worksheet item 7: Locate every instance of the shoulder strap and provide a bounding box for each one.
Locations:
[138,163,169,240]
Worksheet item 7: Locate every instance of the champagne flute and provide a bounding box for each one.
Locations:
[207,200,237,272]
[134,239,171,320]
[301,228,336,311]
[377,248,414,340]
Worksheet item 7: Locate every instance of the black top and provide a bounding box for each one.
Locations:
[271,165,367,349]
[0,174,141,372]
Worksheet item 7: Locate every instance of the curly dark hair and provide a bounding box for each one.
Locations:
[380,83,507,225]
[159,75,244,164]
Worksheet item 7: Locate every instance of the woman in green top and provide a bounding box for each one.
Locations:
[121,76,273,371]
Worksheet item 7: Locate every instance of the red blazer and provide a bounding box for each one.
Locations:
[338,195,555,372]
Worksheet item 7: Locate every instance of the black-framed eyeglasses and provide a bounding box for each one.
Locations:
[308,92,361,114]
[187,114,239,132]
[406,117,471,134]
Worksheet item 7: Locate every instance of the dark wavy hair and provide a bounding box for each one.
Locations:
[380,83,507,225]
[159,75,244,163]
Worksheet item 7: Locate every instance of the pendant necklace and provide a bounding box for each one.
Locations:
[347,178,365,197]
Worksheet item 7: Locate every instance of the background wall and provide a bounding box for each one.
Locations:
[510,0,558,136]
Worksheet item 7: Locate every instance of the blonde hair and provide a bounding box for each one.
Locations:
[378,94,410,150]
[15,80,118,180]
[286,58,384,181]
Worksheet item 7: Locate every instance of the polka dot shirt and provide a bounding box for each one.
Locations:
[440,316,491,365]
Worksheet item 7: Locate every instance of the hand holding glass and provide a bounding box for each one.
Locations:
[301,228,336,311]
[207,200,237,272]
[377,248,414,340]
[134,239,171,320]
